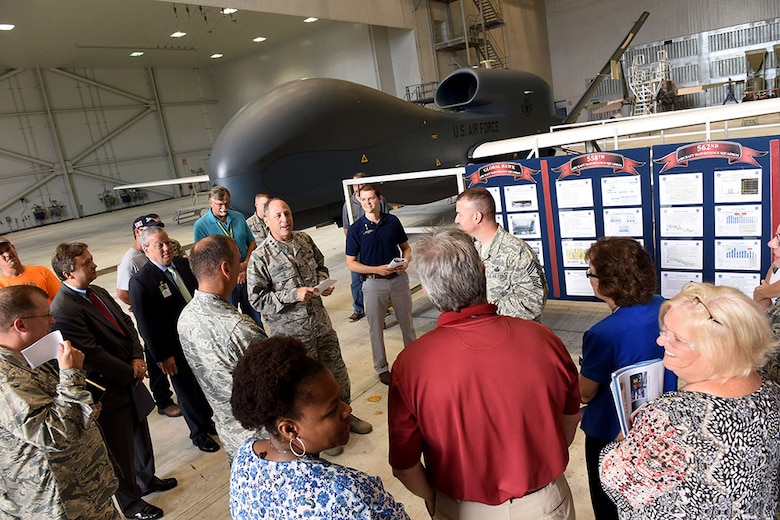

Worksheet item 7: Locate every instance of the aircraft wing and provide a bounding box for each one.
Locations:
[112,175,210,190]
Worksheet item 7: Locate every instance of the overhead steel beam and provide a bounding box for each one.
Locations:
[48,68,152,106]
[0,147,54,168]
[36,68,83,217]
[148,67,183,194]
[0,172,59,214]
[70,108,153,165]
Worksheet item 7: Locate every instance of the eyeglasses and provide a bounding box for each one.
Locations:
[692,295,721,325]
[659,328,696,350]
[21,312,53,320]
[585,268,599,279]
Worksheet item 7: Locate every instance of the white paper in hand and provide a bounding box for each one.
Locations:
[21,330,63,368]
[387,258,407,269]
[314,279,336,293]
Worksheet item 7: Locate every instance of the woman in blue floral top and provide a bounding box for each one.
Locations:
[229,336,409,519]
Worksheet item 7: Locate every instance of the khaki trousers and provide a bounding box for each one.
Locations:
[433,475,575,520]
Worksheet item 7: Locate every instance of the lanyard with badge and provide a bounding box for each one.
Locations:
[215,219,233,238]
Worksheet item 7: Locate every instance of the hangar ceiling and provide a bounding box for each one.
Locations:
[0,0,344,69]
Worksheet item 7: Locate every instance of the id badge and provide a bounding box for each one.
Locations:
[159,281,172,298]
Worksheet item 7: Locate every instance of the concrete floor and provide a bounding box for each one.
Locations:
[3,195,610,519]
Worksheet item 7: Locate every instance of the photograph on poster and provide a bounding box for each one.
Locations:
[659,207,703,237]
[660,240,704,270]
[658,173,704,206]
[559,209,597,238]
[526,240,544,266]
[714,204,762,237]
[508,212,541,239]
[561,240,594,267]
[603,208,643,237]
[564,269,596,296]
[486,186,503,213]
[713,169,762,204]
[601,176,643,207]
[714,239,762,271]
[661,271,703,299]
[556,178,594,209]
[714,272,762,298]
[503,184,539,212]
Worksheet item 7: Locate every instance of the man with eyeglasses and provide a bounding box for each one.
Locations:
[454,187,547,321]
[0,285,120,519]
[50,243,175,520]
[129,227,219,454]
[0,236,61,302]
[193,186,261,326]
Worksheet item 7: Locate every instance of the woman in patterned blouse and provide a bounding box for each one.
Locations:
[229,336,409,520]
[600,282,780,519]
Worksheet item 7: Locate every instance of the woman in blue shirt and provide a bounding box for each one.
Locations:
[579,237,677,520]
[229,336,408,520]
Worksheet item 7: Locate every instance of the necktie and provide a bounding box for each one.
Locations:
[87,289,125,335]
[167,266,192,303]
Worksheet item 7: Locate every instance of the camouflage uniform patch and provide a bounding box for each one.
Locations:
[178,291,268,461]
[0,350,120,519]
[476,226,548,321]
[247,232,352,403]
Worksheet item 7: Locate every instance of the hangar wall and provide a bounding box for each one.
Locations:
[0,67,219,229]
[546,0,780,106]
[210,21,421,123]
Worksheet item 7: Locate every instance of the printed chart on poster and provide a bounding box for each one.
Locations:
[652,138,776,299]
[465,136,779,302]
[548,149,654,299]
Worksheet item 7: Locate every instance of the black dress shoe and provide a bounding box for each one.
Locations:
[127,504,163,520]
[141,476,178,496]
[192,434,220,453]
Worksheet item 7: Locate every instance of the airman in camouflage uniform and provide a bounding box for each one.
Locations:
[178,235,268,462]
[248,199,372,439]
[0,285,120,520]
[179,291,266,461]
[455,187,547,321]
[245,192,271,244]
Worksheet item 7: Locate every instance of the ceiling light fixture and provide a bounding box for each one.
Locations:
[252,36,267,43]
[170,31,186,38]
[210,53,224,59]
[221,8,238,15]
[129,51,144,57]
[0,24,15,31]
[303,17,318,23]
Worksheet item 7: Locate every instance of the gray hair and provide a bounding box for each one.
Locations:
[139,226,167,248]
[414,227,486,312]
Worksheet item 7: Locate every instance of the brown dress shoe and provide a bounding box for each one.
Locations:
[379,371,392,385]
[157,404,182,417]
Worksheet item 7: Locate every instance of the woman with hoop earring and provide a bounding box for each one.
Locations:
[229,336,408,519]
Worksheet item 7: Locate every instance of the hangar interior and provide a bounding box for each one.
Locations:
[1,1,780,519]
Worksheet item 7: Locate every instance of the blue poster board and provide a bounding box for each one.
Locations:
[652,136,780,299]
[465,147,654,300]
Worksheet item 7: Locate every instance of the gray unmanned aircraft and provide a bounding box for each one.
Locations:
[119,13,649,230]
[209,67,558,229]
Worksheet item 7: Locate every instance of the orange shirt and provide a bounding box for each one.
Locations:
[0,265,62,302]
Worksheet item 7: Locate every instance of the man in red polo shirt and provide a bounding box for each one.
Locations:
[388,228,581,519]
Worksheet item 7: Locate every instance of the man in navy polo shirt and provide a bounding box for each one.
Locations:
[346,184,416,385]
[193,186,261,326]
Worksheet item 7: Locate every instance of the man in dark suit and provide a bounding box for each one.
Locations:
[50,242,176,520]
[129,227,219,453]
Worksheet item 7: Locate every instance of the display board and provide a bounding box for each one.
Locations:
[652,137,779,299]
[465,136,780,301]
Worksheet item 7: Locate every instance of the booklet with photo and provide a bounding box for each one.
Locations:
[610,358,665,437]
